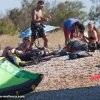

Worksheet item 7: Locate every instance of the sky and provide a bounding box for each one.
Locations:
[0,0,92,16]
[0,0,21,15]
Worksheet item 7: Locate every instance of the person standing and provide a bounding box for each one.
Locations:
[29,0,50,50]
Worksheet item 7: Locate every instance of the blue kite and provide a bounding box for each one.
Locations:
[19,25,60,38]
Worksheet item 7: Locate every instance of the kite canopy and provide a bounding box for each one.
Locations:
[43,25,60,32]
[19,28,32,38]
[0,58,43,95]
[19,25,60,38]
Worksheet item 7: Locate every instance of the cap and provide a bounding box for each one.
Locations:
[23,37,30,42]
[23,37,30,40]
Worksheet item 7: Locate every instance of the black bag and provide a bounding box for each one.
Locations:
[97,42,100,49]
[18,49,42,64]
[69,50,91,60]
[67,38,88,52]
[6,55,19,67]
[88,43,97,52]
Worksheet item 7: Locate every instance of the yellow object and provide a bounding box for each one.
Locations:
[31,85,36,91]
[0,57,5,60]
[16,56,21,63]
[16,91,19,96]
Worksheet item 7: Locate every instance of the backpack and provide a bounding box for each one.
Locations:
[69,50,91,60]
[97,42,100,50]
[88,43,97,52]
[18,49,42,64]
[67,38,88,52]
[6,55,21,67]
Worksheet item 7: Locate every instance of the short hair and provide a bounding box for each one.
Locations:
[74,21,80,26]
[23,37,30,40]
[37,0,44,4]
[23,37,30,43]
[74,21,85,34]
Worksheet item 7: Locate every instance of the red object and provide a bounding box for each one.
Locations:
[63,27,76,39]
[47,15,52,19]
[90,74,100,80]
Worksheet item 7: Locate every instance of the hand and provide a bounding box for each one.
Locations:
[46,18,49,21]
[11,49,15,54]
[41,17,48,22]
[47,15,52,19]
[8,50,13,55]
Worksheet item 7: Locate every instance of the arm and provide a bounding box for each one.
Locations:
[82,31,90,43]
[77,24,86,40]
[83,36,89,43]
[93,30,98,42]
[78,24,85,36]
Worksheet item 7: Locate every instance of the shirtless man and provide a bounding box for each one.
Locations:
[29,0,50,50]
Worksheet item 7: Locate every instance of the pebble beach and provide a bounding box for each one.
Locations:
[23,50,100,100]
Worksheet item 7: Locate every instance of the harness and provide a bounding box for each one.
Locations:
[31,23,43,46]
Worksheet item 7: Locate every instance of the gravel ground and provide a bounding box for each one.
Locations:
[22,50,100,100]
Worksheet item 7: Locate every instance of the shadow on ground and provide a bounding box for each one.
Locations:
[25,85,100,100]
[95,65,100,68]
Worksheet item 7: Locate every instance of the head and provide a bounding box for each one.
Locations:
[74,21,85,34]
[18,43,26,51]
[22,37,30,45]
[74,21,80,29]
[87,22,94,31]
[2,46,13,57]
[37,0,44,9]
[73,21,80,33]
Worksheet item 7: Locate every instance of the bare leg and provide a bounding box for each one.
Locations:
[63,28,70,47]
[66,32,70,46]
[42,35,48,48]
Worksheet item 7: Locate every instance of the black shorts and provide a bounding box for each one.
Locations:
[31,22,45,39]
